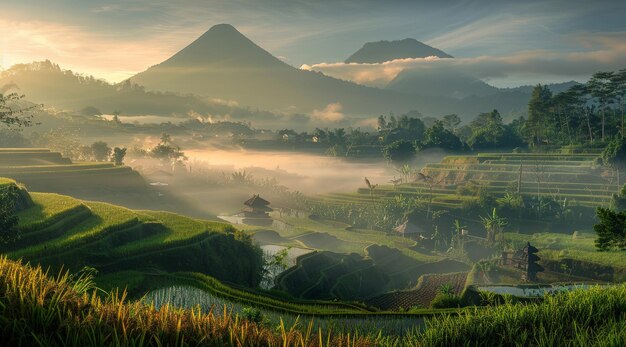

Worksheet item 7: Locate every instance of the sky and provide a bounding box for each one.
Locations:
[1,0,625,86]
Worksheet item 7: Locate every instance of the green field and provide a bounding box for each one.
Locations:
[0,148,150,206]
[1,184,263,288]
[311,152,616,210]
[0,179,470,317]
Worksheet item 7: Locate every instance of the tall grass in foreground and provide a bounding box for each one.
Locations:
[0,256,373,346]
[3,255,626,346]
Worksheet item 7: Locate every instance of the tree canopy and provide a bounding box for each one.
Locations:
[594,207,626,251]
[383,140,416,164]
[0,92,36,129]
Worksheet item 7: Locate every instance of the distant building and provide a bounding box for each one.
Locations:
[500,242,544,282]
[241,194,273,218]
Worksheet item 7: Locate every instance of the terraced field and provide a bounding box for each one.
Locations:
[1,184,262,287]
[0,148,149,205]
[367,272,468,310]
[0,148,216,220]
[311,152,617,210]
[276,244,469,301]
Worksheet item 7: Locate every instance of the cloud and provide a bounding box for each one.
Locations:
[302,32,626,87]
[311,102,345,122]
[302,56,441,87]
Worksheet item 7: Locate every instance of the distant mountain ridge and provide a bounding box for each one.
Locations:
[345,38,452,64]
[130,24,441,116]
[0,60,282,123]
[2,25,584,124]
[386,68,499,99]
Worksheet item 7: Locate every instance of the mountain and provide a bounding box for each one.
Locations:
[386,68,499,99]
[130,24,442,116]
[0,60,287,124]
[386,70,581,121]
[345,38,452,63]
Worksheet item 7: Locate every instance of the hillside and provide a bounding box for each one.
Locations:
[345,38,453,63]
[0,60,280,122]
[130,24,447,116]
[330,152,614,209]
[0,179,263,287]
[386,68,499,99]
[0,148,204,215]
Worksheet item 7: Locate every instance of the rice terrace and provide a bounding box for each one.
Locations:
[1,1,626,346]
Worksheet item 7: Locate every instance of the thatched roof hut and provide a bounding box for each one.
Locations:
[243,194,273,213]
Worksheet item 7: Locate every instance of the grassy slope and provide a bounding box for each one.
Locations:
[312,152,613,210]
[4,187,264,289]
[7,185,402,317]
[506,231,626,269]
[270,214,438,263]
[17,192,83,226]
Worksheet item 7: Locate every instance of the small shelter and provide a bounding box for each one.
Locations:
[500,242,544,281]
[242,194,273,218]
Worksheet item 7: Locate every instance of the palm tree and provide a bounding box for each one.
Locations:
[395,164,413,183]
[432,226,448,252]
[231,170,253,184]
[388,177,402,189]
[159,132,172,145]
[480,208,507,244]
[452,219,467,249]
[364,177,378,200]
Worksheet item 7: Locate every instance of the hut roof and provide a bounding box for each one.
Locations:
[244,194,271,208]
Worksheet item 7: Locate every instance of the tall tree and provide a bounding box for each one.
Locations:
[423,120,464,150]
[594,207,626,251]
[602,137,626,186]
[525,84,552,146]
[568,84,595,143]
[551,91,577,144]
[611,70,626,139]
[442,114,461,133]
[91,141,112,162]
[588,71,615,142]
[383,140,416,163]
[468,110,505,149]
[111,147,127,166]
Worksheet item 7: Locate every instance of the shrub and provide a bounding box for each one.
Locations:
[111,147,127,166]
[430,293,462,309]
[241,307,266,325]
[91,141,111,161]
[0,186,19,244]
[383,140,416,163]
